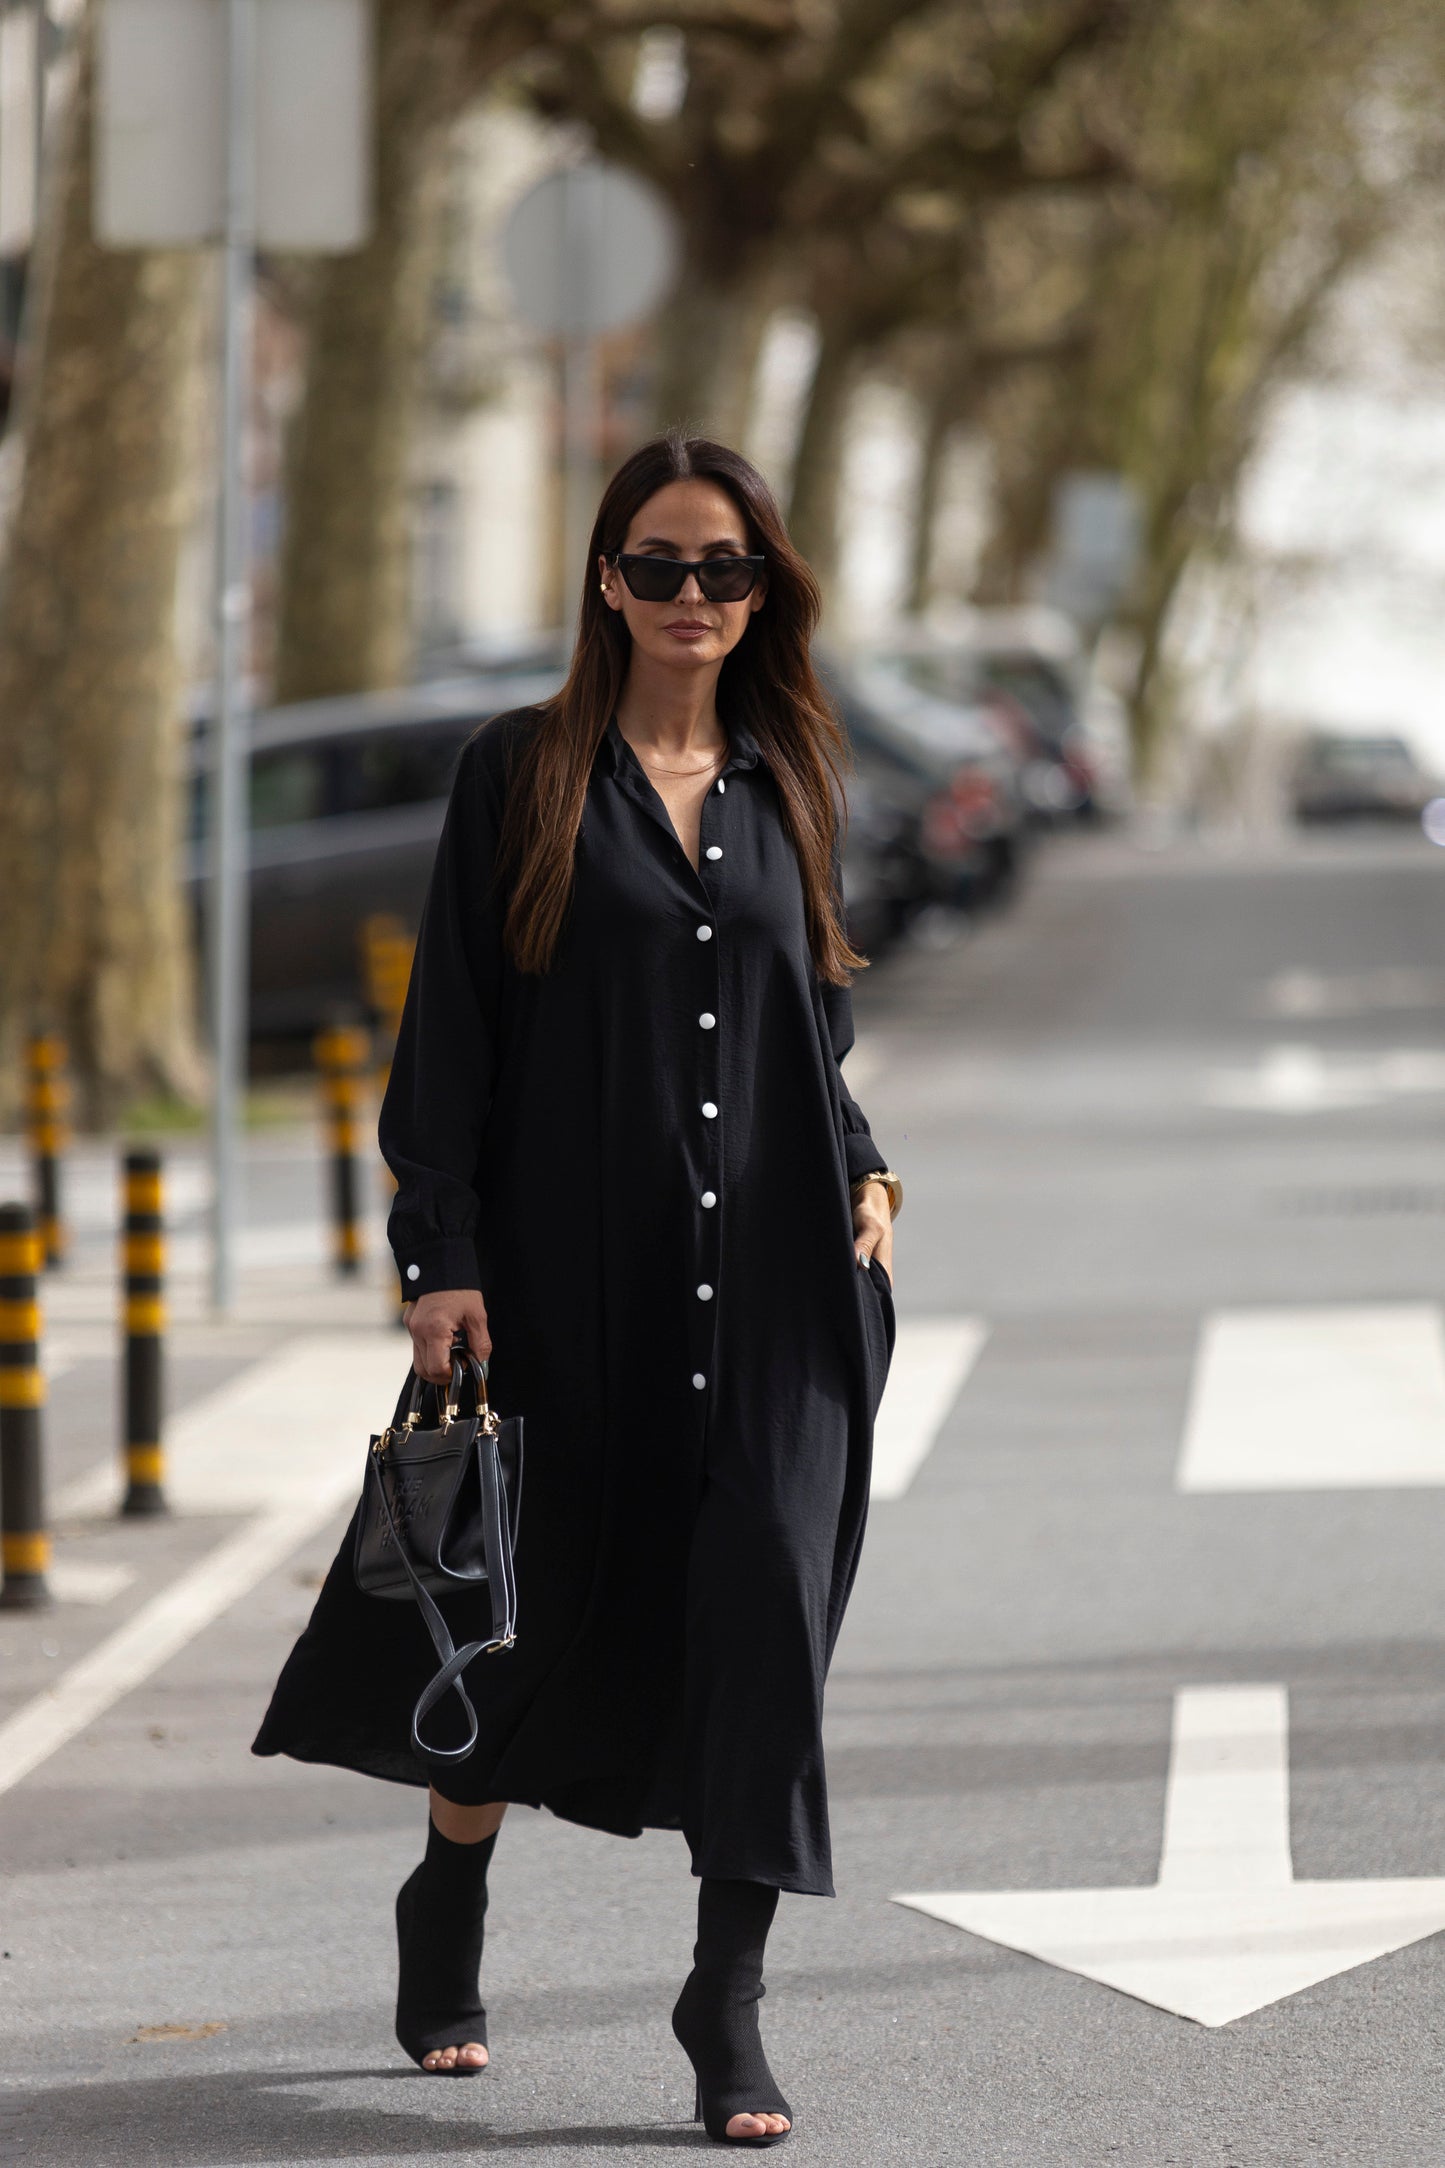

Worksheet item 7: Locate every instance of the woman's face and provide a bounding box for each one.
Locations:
[598,478,766,675]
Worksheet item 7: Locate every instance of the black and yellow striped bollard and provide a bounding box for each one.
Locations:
[26,1033,70,1269]
[0,1203,51,1609]
[121,1149,169,1517]
[360,914,414,1100]
[316,1024,370,1278]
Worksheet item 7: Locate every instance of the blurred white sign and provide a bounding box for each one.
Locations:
[1043,469,1143,627]
[95,0,372,250]
[502,163,678,338]
[0,4,38,257]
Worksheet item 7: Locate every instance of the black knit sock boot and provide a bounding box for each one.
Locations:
[671,1877,792,2145]
[394,1821,498,2074]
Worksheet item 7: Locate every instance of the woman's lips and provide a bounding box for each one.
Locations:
[664,623,712,639]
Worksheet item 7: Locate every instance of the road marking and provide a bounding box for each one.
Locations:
[54,1331,410,1520]
[0,1497,354,1799]
[871,1319,989,1502]
[1252,967,1445,1020]
[894,1684,1445,2028]
[47,1560,137,1606]
[843,1034,885,1094]
[1205,1042,1445,1112]
[0,1333,409,1796]
[1176,1303,1445,1491]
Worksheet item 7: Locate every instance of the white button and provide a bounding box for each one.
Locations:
[699,1012,716,1030]
[692,1372,707,1389]
[701,1101,718,1119]
[697,1284,714,1301]
[717,778,727,794]
[706,846,723,860]
[700,1190,717,1208]
[406,1264,421,1282]
[696,924,713,942]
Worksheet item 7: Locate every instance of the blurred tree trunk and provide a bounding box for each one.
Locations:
[0,20,205,1123]
[650,258,772,444]
[785,317,856,595]
[904,380,956,616]
[271,0,467,703]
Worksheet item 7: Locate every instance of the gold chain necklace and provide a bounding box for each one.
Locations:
[635,745,728,778]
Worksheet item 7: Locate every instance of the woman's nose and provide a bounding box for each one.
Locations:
[676,570,706,604]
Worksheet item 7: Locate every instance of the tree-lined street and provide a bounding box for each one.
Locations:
[4,826,1443,2164]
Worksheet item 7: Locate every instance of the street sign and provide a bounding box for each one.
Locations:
[500,161,679,609]
[1041,469,1143,628]
[895,1684,1445,2027]
[501,162,677,339]
[95,0,371,250]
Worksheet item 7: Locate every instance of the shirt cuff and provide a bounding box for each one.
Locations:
[394,1236,481,1298]
[844,1133,890,1187]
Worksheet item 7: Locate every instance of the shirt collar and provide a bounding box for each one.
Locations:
[603,711,762,780]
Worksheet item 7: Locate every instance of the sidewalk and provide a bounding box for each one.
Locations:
[0,1130,411,1792]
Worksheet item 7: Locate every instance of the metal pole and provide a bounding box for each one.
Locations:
[25,1031,69,1268]
[208,0,257,1313]
[121,1148,168,1516]
[314,1022,369,1279]
[562,330,601,626]
[0,1203,50,1610]
[30,0,44,230]
[561,168,602,631]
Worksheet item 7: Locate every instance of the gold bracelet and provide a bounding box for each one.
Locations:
[850,1168,903,1221]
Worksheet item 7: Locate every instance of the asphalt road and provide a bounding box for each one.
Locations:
[4,824,1445,2167]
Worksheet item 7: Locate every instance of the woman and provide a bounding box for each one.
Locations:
[253,430,900,2146]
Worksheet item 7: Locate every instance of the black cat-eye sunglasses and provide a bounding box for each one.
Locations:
[607,552,766,604]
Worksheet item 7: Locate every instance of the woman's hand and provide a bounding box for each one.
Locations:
[852,1182,895,1283]
[402,1288,492,1385]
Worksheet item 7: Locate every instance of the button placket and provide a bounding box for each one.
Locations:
[691,770,730,1403]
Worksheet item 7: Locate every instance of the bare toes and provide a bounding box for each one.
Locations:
[725,2113,774,2139]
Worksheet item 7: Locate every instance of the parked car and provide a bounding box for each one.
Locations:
[186,672,565,1044]
[1290,730,1436,824]
[829,659,1028,904]
[187,664,933,1042]
[861,624,1101,821]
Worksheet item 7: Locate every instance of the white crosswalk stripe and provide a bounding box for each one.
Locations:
[871,1319,989,1501]
[1176,1302,1445,1491]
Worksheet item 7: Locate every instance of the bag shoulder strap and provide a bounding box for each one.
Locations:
[365,1438,507,1771]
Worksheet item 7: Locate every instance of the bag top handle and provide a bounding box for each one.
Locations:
[396,1332,495,1437]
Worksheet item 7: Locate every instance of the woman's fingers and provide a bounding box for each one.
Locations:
[455,1295,493,1363]
[852,1200,894,1278]
[406,1289,492,1382]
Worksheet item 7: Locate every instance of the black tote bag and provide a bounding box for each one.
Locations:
[354,1337,522,1772]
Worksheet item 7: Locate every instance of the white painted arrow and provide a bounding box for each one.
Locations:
[894,1685,1445,2027]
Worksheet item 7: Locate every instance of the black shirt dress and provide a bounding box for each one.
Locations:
[252,705,896,1897]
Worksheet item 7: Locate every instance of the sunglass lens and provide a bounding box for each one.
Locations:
[699,559,759,601]
[618,557,685,601]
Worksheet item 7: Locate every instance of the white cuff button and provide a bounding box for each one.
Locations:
[701,1102,718,1119]
[406,1264,420,1282]
[697,1284,714,1301]
[692,1372,707,1389]
[700,1190,717,1209]
[699,1012,716,1029]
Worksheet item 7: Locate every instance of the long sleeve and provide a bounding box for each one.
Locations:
[379,727,511,1297]
[820,829,891,1186]
[821,975,891,1186]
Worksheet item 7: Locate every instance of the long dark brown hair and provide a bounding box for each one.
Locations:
[494,429,866,986]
